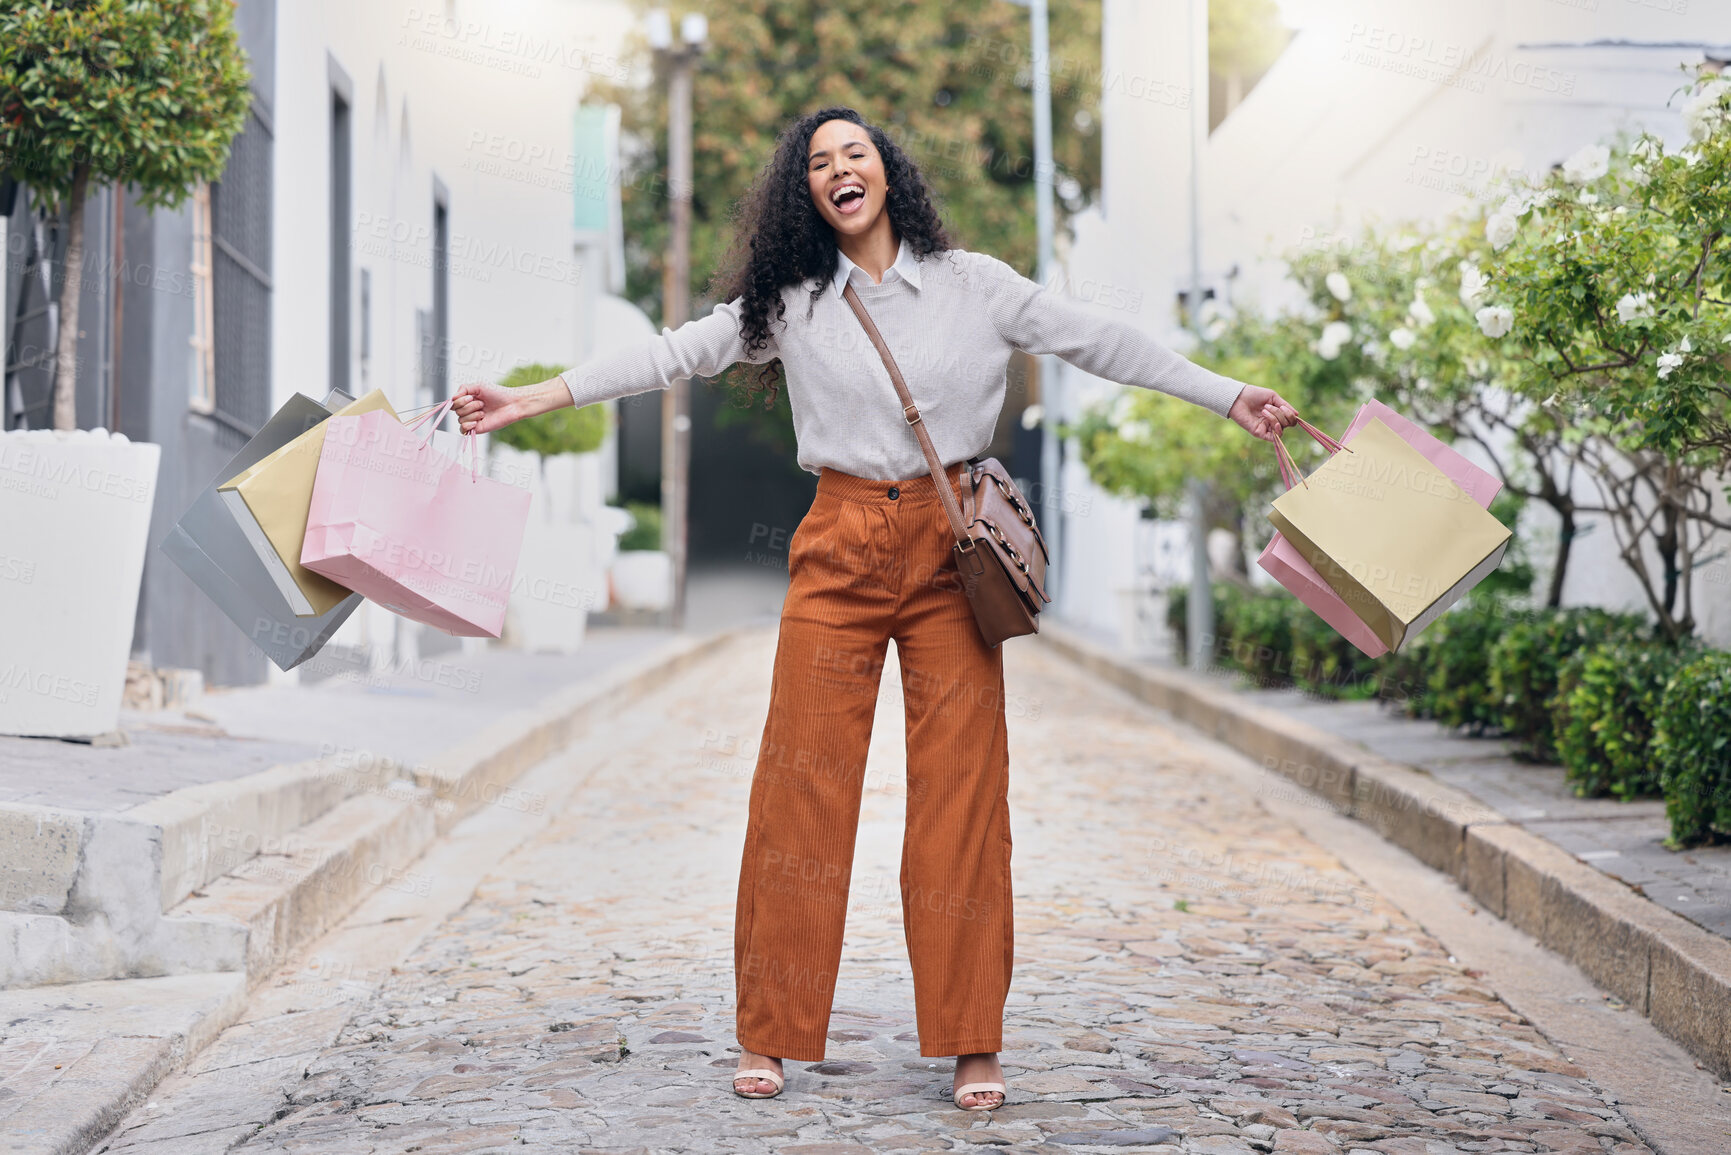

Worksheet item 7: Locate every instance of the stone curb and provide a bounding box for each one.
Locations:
[0,974,248,1155]
[1038,620,1731,1080]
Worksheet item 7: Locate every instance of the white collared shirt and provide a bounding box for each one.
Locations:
[830,237,924,299]
[561,246,1248,481]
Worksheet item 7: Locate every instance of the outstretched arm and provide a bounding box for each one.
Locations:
[970,253,1298,443]
[455,296,779,434]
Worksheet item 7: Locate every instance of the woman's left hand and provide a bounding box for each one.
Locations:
[1228,384,1301,444]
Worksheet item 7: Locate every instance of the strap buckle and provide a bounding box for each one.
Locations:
[902,403,921,426]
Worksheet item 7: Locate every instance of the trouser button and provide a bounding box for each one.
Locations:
[887,486,899,500]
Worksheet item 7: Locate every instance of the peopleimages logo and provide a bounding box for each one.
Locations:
[351,540,513,591]
[0,665,99,708]
[0,444,152,503]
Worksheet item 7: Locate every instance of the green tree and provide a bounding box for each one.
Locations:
[0,0,252,430]
[1472,72,1731,638]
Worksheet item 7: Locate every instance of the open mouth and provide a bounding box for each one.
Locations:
[830,183,866,215]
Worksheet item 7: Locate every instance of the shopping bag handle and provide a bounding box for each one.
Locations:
[1273,415,1353,492]
[404,398,481,484]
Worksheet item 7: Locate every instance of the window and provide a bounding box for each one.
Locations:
[210,101,273,435]
[432,185,449,402]
[359,266,371,385]
[330,83,352,397]
[189,184,215,414]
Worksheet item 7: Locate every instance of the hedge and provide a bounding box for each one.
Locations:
[1486,608,1649,763]
[1164,584,1726,845]
[1654,651,1731,847]
[1553,640,1703,800]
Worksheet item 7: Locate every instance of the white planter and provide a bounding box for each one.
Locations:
[504,520,606,653]
[612,550,673,611]
[0,430,161,738]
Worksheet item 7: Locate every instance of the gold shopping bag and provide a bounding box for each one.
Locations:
[1266,417,1512,652]
[217,389,398,617]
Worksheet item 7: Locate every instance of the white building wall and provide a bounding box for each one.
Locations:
[269,0,642,674]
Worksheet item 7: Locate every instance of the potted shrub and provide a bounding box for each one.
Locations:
[609,500,673,612]
[0,0,249,737]
[488,363,612,652]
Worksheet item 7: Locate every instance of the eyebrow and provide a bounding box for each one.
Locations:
[809,138,869,161]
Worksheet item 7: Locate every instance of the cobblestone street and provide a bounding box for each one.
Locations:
[95,628,1664,1154]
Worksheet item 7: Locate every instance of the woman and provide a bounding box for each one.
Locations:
[454,106,1298,1111]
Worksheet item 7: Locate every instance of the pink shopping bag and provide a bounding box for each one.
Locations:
[1256,400,1503,658]
[300,401,531,637]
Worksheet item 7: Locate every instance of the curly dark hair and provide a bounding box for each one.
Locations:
[708,106,955,409]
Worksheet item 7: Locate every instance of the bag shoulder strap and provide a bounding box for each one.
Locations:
[841,282,973,547]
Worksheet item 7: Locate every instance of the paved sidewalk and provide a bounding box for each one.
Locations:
[0,627,680,814]
[92,628,1679,1154]
[1062,619,1731,943]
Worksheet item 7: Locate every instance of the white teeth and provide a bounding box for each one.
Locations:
[831,183,864,205]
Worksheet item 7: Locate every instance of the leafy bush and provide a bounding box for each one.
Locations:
[490,363,609,457]
[1654,651,1731,846]
[615,501,663,552]
[1166,583,1190,658]
[1488,607,1649,762]
[1554,640,1702,799]
[1289,607,1384,700]
[1399,599,1508,729]
[1166,582,1235,669]
[1218,586,1294,688]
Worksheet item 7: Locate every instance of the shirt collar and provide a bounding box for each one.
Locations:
[830,237,922,299]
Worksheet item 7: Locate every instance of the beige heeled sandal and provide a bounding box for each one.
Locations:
[952,1081,1006,1111]
[732,1066,785,1099]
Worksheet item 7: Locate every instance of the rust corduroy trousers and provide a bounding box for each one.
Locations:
[733,462,1014,1061]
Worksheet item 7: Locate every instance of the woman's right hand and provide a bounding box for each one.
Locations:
[452,381,522,435]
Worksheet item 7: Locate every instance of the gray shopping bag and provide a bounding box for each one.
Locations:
[159,391,363,670]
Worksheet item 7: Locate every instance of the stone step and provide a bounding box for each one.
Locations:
[0,629,739,989]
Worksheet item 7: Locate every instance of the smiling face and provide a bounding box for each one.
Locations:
[806,118,888,237]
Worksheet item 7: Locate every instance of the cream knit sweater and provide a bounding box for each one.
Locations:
[559,247,1247,481]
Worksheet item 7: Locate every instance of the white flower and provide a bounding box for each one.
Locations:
[1389,327,1417,351]
[1616,292,1653,324]
[1486,212,1520,251]
[1459,262,1489,306]
[1408,295,1436,328]
[1578,190,1598,205]
[1543,392,1559,408]
[1680,336,1694,353]
[1499,186,1555,217]
[1562,144,1610,184]
[1658,352,1684,379]
[1204,318,1228,341]
[1683,78,1731,142]
[1325,271,1352,302]
[1476,305,1514,338]
[1019,404,1044,430]
[1361,339,1386,363]
[1315,320,1353,360]
[1417,377,1432,392]
[1119,419,1152,442]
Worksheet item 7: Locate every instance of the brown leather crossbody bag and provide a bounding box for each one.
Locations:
[842,282,1052,648]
